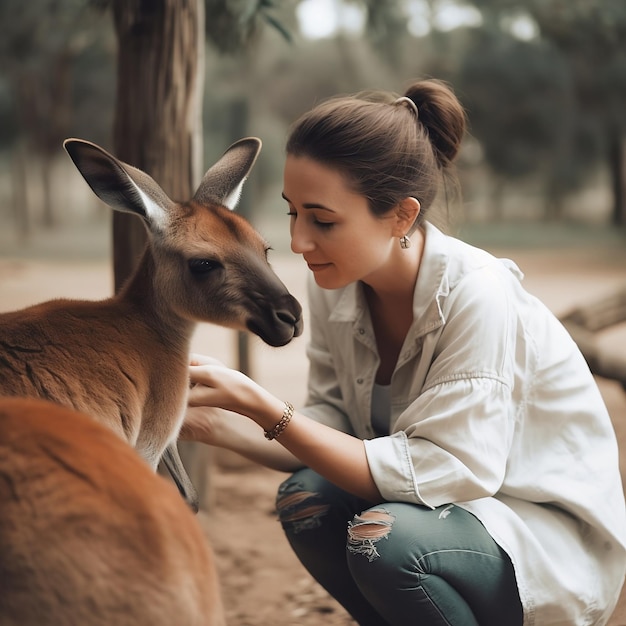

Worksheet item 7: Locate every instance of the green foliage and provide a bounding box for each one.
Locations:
[465,0,626,216]
[459,33,571,178]
[0,0,91,69]
[527,0,626,55]
[0,0,113,153]
[205,0,291,53]
[359,0,408,66]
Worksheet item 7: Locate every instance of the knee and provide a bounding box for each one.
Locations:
[346,507,396,563]
[345,505,409,601]
[346,503,431,584]
[276,469,333,534]
[347,507,395,563]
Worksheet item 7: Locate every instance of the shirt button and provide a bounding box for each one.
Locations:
[358,328,365,335]
[356,378,364,384]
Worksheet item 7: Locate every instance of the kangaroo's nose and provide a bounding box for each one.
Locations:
[276,299,303,337]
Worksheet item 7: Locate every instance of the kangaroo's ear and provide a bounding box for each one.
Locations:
[193,137,262,210]
[63,138,172,229]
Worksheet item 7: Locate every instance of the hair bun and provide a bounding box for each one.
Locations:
[404,79,466,167]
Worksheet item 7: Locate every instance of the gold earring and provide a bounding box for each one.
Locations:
[400,235,411,249]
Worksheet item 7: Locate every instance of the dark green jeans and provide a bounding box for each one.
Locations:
[277,469,524,626]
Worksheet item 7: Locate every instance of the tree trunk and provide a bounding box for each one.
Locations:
[543,175,565,222]
[111,0,205,290]
[41,153,55,229]
[111,0,213,510]
[489,174,505,221]
[40,47,74,229]
[11,72,39,240]
[609,131,626,227]
[11,140,30,241]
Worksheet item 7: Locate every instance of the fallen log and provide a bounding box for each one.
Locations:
[560,286,626,332]
[561,321,626,392]
[560,287,626,392]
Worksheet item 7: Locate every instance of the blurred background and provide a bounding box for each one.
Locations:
[1,6,626,619]
[0,0,625,258]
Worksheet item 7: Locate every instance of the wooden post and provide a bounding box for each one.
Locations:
[111,0,205,290]
[111,0,215,510]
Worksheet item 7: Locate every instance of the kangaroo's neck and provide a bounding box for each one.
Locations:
[117,247,195,349]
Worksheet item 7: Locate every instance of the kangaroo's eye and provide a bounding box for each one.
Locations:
[188,258,221,275]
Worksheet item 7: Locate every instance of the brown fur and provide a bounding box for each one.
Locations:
[0,397,225,626]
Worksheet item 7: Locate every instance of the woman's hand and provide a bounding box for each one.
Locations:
[188,353,267,416]
[182,354,304,472]
[182,354,258,446]
[184,356,380,499]
[179,405,228,444]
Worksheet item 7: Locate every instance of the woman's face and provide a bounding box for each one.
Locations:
[282,155,399,290]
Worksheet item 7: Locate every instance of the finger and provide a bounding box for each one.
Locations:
[178,420,198,441]
[189,353,224,367]
[189,363,220,385]
[187,383,216,406]
[187,382,232,410]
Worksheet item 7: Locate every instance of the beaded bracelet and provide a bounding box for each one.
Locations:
[264,401,294,440]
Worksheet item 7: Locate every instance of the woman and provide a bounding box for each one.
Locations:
[183,79,626,625]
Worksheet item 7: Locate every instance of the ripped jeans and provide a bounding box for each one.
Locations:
[276,469,523,626]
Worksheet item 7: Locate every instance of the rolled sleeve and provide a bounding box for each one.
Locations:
[364,432,433,507]
[365,375,513,507]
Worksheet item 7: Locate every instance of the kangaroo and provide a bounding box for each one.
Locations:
[0,396,226,625]
[0,137,303,511]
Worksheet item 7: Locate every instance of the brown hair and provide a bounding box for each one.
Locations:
[285,79,466,228]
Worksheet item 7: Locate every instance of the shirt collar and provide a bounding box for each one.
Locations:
[410,222,449,336]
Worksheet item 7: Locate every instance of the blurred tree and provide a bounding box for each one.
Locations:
[205,0,291,53]
[361,0,410,69]
[258,35,395,123]
[468,0,626,223]
[70,29,116,149]
[528,0,626,224]
[0,0,104,232]
[458,32,572,219]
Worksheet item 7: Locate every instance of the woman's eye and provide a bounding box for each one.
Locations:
[285,208,334,229]
[315,220,335,230]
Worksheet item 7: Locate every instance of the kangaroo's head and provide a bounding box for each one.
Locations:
[63,137,303,347]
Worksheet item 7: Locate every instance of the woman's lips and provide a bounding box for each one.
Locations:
[306,262,332,272]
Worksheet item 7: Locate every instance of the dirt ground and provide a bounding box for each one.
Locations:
[1,229,626,625]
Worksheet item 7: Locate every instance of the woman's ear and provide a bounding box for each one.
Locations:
[392,197,421,236]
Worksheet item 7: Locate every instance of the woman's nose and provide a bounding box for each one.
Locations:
[290,220,315,254]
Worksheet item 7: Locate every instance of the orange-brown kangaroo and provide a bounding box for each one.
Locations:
[0,137,303,512]
[0,397,225,626]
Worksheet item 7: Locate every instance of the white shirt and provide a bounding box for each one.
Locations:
[300,221,626,625]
